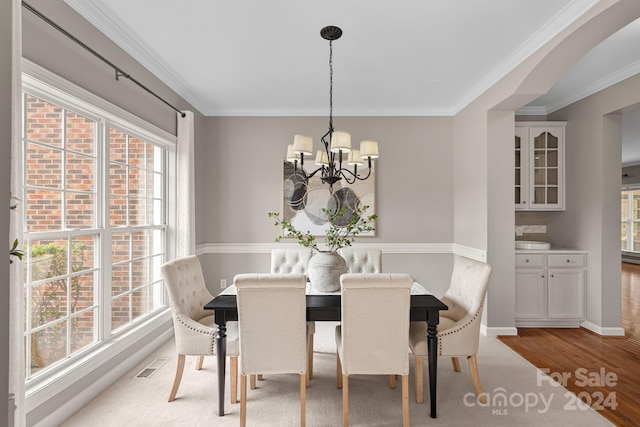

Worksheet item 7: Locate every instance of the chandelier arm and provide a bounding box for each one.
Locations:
[337,166,372,182]
[305,166,326,179]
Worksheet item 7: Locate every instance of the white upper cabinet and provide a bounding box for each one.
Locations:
[515,122,566,211]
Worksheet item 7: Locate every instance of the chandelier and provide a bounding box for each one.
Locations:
[285,26,379,192]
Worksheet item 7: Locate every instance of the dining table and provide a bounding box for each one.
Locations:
[204,281,448,418]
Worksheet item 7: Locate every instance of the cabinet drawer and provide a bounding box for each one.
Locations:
[548,254,585,268]
[516,254,545,267]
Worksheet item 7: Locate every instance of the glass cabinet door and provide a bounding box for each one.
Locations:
[532,130,559,205]
[515,123,565,211]
[515,127,528,209]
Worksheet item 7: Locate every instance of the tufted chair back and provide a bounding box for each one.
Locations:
[335,273,413,427]
[337,248,382,273]
[270,248,314,275]
[438,256,492,356]
[163,256,211,324]
[408,255,492,405]
[337,273,412,375]
[161,255,239,403]
[234,273,309,426]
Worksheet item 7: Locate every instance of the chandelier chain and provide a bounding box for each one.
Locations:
[329,40,334,132]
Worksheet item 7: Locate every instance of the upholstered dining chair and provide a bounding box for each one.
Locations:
[270,248,315,381]
[409,255,492,404]
[337,247,382,273]
[234,273,308,427]
[160,255,239,404]
[335,273,412,427]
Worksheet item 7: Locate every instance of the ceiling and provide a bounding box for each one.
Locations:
[62,0,640,161]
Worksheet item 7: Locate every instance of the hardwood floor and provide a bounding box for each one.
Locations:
[499,262,640,427]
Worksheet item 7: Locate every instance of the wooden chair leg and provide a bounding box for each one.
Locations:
[257,374,263,381]
[402,374,410,427]
[308,333,314,380]
[468,354,487,403]
[250,374,257,389]
[240,374,247,427]
[168,354,185,402]
[300,373,307,427]
[336,355,343,389]
[414,356,423,404]
[342,375,349,427]
[195,355,205,370]
[230,356,238,404]
[452,356,461,372]
[389,374,397,389]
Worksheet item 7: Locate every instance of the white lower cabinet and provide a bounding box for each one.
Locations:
[515,252,586,327]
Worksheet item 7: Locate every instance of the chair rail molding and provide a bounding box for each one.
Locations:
[196,242,487,258]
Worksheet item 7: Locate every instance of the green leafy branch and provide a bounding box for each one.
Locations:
[268,205,377,252]
[10,194,23,264]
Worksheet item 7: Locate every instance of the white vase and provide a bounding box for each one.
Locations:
[308,251,348,293]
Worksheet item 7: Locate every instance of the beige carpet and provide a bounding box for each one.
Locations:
[61,322,614,427]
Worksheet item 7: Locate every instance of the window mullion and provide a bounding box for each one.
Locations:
[100,119,111,340]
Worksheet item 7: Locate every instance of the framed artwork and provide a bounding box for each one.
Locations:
[281,161,376,236]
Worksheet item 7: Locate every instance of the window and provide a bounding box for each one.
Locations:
[621,189,640,252]
[22,75,173,381]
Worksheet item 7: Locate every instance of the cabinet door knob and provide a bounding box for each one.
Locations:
[551,274,555,278]
[525,259,530,263]
[541,274,545,278]
[566,259,571,263]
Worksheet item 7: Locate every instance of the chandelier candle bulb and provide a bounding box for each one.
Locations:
[360,140,379,159]
[330,131,352,153]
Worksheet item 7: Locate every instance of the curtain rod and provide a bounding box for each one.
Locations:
[22,1,186,118]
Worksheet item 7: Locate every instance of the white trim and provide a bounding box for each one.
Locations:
[64,0,599,117]
[196,242,489,260]
[481,325,518,337]
[452,0,599,115]
[196,242,461,255]
[62,0,206,115]
[452,244,487,262]
[580,320,626,337]
[21,59,176,144]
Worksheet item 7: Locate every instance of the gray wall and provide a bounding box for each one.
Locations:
[196,116,456,296]
[547,72,640,329]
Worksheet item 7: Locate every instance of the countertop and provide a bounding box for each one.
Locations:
[516,247,588,254]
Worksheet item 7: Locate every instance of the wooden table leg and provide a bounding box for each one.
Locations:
[216,323,227,416]
[427,322,437,418]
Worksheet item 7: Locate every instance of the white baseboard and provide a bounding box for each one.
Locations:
[30,313,173,427]
[481,324,518,337]
[580,320,626,337]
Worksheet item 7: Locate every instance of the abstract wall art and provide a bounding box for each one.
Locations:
[281,161,376,236]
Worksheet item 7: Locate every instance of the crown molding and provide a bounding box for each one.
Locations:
[541,59,640,114]
[63,0,208,114]
[452,0,599,115]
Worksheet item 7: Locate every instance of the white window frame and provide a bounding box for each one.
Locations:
[22,59,176,416]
